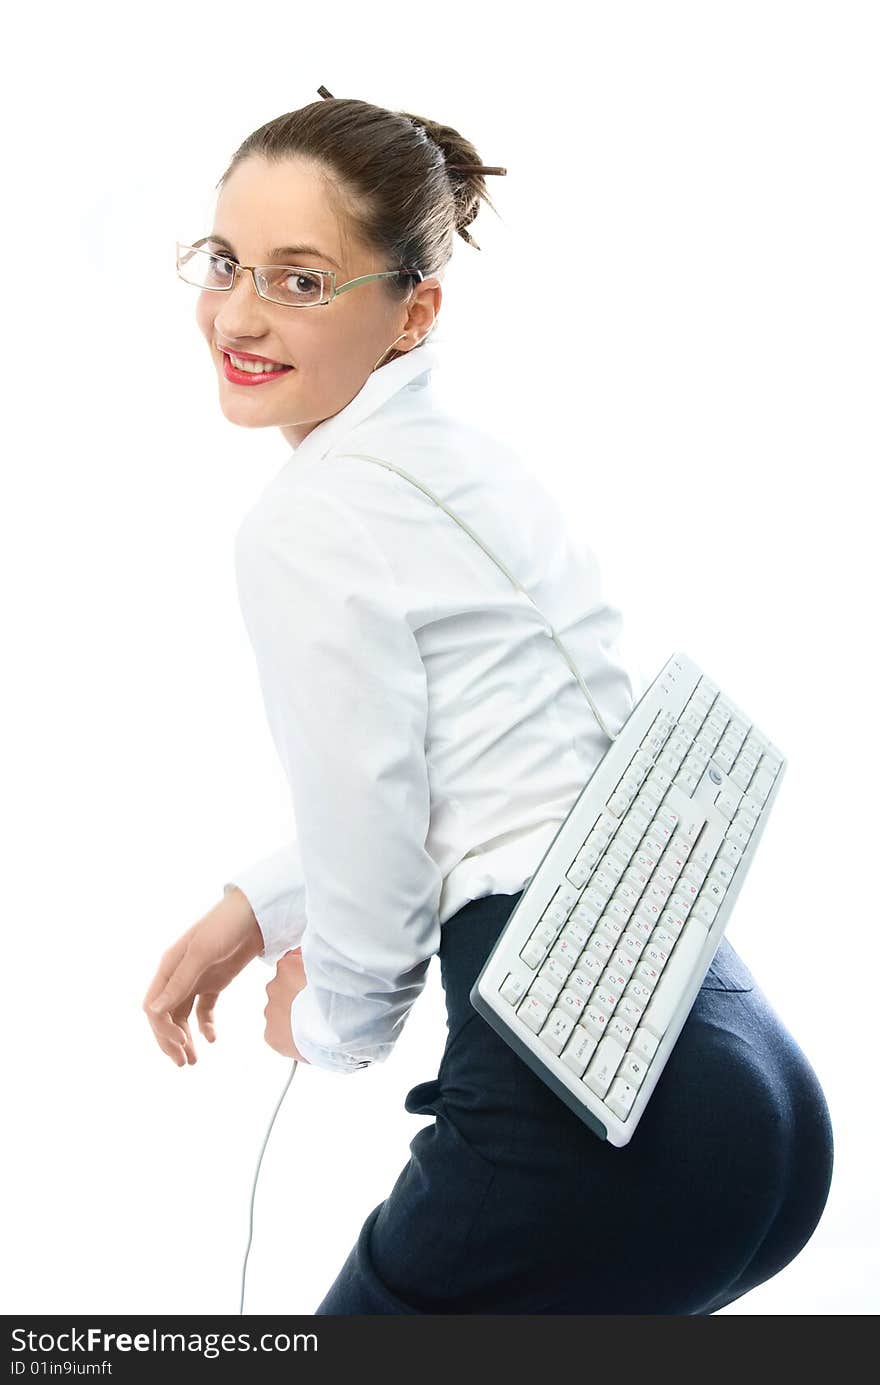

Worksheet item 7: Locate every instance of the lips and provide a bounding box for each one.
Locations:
[221,351,295,386]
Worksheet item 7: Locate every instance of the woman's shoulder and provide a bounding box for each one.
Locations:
[236,400,576,605]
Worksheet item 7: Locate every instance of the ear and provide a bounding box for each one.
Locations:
[404,275,443,341]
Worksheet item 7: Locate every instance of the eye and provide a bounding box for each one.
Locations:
[201,244,234,266]
[283,270,322,296]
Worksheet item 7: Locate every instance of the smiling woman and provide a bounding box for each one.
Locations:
[177,85,506,452]
[153,82,836,1322]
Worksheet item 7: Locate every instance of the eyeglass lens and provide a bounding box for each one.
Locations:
[177,244,327,306]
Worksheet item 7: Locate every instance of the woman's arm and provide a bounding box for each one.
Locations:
[222,838,308,968]
[232,485,443,1073]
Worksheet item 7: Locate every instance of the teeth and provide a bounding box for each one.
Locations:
[227,353,290,373]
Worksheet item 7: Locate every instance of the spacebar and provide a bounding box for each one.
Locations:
[640,919,710,1039]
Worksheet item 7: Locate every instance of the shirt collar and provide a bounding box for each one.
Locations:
[283,335,443,471]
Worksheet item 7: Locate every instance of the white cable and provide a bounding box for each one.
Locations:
[339,453,620,743]
[240,1060,299,1315]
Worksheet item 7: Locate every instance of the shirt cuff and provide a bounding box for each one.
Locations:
[222,848,307,969]
[288,986,394,1073]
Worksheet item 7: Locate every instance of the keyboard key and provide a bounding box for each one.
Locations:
[617,995,645,1028]
[621,1052,648,1087]
[558,987,586,1020]
[711,858,735,886]
[578,951,605,984]
[635,959,661,987]
[576,841,604,871]
[640,920,709,1038]
[529,975,561,1009]
[568,968,598,1002]
[607,1015,634,1047]
[611,947,637,976]
[518,995,550,1033]
[561,1027,598,1076]
[624,979,653,1008]
[542,955,570,988]
[582,1006,609,1040]
[692,898,718,927]
[583,1035,627,1097]
[571,898,602,928]
[596,916,625,944]
[715,790,742,821]
[629,912,655,940]
[539,1008,575,1056]
[602,963,629,996]
[587,934,614,963]
[619,932,646,961]
[532,919,560,947]
[500,972,527,1005]
[593,867,618,897]
[591,986,618,1018]
[719,840,744,869]
[566,858,593,889]
[551,936,582,969]
[520,937,549,968]
[644,941,671,970]
[629,1027,660,1062]
[606,1076,638,1120]
[726,822,752,850]
[652,926,678,951]
[595,811,619,843]
[552,882,582,914]
[561,918,592,949]
[622,860,652,891]
[751,768,775,803]
[704,874,727,905]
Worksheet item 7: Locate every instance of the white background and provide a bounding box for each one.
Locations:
[2,0,877,1317]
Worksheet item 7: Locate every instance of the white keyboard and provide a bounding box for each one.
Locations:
[470,651,786,1147]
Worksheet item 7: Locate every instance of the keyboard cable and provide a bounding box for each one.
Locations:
[240,1059,299,1315]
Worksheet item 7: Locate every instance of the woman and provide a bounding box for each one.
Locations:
[144,87,834,1313]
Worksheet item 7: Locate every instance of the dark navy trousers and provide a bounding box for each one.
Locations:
[314,890,834,1314]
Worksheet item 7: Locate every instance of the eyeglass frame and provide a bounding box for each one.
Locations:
[176,239,424,308]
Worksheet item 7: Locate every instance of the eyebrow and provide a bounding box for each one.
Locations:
[196,233,340,270]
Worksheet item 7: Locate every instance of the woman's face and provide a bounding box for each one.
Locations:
[195,155,442,450]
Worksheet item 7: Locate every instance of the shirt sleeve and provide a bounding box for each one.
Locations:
[232,486,443,1073]
[222,839,308,970]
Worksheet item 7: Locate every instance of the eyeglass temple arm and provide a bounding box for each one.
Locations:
[334,267,424,298]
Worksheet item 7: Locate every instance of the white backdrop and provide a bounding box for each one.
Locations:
[2,0,877,1317]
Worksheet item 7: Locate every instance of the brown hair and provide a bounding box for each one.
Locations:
[215,85,507,359]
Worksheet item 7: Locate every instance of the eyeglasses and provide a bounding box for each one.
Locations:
[175,240,424,308]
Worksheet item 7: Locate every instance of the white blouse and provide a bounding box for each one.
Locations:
[224,335,637,1072]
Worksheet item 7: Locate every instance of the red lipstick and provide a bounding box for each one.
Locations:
[220,350,294,387]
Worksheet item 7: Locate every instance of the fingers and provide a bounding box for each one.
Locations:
[145,908,253,1068]
[144,958,200,1067]
[145,1010,191,1067]
[176,1013,198,1065]
[195,992,219,1044]
[263,994,296,1058]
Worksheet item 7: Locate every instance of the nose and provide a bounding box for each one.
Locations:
[214,268,271,335]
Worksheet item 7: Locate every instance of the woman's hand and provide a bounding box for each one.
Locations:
[143,887,265,1067]
[264,948,311,1062]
